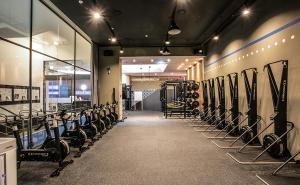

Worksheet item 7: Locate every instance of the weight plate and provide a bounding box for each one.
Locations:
[192,83,200,91]
[240,126,254,143]
[192,101,200,108]
[192,92,199,99]
[263,133,284,158]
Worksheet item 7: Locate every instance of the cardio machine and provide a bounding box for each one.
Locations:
[262,60,294,158]
[99,104,113,130]
[91,105,108,135]
[59,109,90,157]
[1,109,73,177]
[79,108,100,142]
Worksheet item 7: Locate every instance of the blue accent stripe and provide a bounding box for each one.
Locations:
[206,17,300,67]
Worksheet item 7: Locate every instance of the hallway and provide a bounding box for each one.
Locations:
[18,111,263,185]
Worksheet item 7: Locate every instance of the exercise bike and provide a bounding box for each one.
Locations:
[91,105,108,135]
[5,111,73,177]
[99,104,113,130]
[59,109,90,157]
[106,103,117,125]
[111,102,119,122]
[79,108,100,142]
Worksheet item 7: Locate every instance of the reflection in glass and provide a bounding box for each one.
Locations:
[43,59,74,111]
[76,34,92,71]
[75,67,91,108]
[0,0,30,47]
[0,40,29,114]
[0,40,29,144]
[32,0,75,63]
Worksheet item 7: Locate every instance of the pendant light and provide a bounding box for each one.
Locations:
[168,1,181,35]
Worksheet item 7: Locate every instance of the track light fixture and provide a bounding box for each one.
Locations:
[110,37,117,43]
[161,46,171,55]
[159,47,163,54]
[120,47,124,54]
[165,34,171,45]
[168,1,181,35]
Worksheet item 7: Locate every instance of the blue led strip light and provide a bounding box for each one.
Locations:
[206,17,300,67]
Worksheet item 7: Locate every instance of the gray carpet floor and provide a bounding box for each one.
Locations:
[18,111,264,185]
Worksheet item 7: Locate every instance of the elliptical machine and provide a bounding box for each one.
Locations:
[0,108,73,177]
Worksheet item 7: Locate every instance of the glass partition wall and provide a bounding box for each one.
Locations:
[0,0,92,146]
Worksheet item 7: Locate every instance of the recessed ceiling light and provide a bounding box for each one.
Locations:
[133,59,136,63]
[242,8,251,16]
[194,61,197,64]
[165,40,171,45]
[155,73,157,76]
[151,59,154,62]
[78,0,83,4]
[167,59,171,62]
[185,59,189,62]
[171,73,174,75]
[120,48,124,54]
[145,34,149,38]
[93,12,102,19]
[111,37,117,43]
[213,35,219,41]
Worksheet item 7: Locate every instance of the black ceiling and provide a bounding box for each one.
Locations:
[50,0,247,47]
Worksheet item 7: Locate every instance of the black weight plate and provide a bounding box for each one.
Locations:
[240,126,254,143]
[192,92,199,99]
[192,101,200,108]
[263,134,284,158]
[192,109,200,115]
[192,83,200,91]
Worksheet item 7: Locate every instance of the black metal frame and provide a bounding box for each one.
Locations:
[201,80,209,118]
[216,76,226,128]
[264,60,289,155]
[241,68,259,141]
[208,78,216,124]
[227,72,239,134]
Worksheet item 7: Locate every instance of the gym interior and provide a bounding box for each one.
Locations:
[0,0,299,185]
